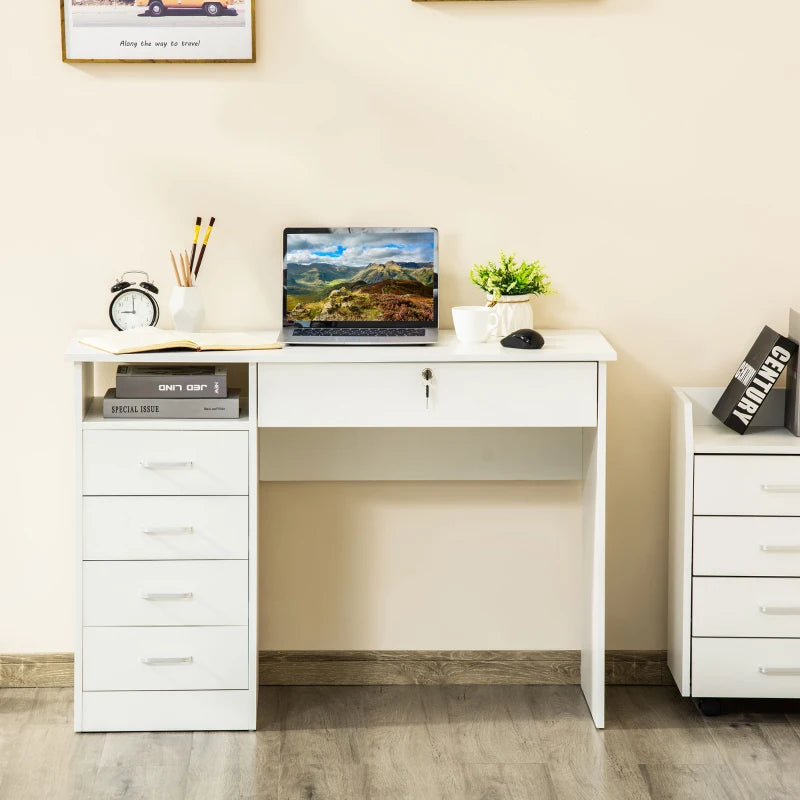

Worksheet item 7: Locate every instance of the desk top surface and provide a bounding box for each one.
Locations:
[66,329,616,364]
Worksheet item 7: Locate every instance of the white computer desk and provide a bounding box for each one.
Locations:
[67,329,616,731]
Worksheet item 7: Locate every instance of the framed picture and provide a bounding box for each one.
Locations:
[60,0,255,63]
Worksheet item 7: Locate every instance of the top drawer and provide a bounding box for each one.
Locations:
[83,430,249,496]
[694,456,800,516]
[258,362,598,428]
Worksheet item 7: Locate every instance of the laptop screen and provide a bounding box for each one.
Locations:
[283,227,438,328]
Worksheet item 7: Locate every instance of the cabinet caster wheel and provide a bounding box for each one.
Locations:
[696,698,723,717]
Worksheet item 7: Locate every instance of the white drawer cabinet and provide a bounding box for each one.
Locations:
[83,430,249,496]
[83,626,249,691]
[693,517,800,577]
[258,362,598,428]
[692,638,800,698]
[693,577,800,637]
[73,362,259,732]
[694,455,800,516]
[669,387,800,713]
[83,560,248,626]
[83,496,249,560]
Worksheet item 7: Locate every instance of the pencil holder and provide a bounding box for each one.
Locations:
[170,286,205,332]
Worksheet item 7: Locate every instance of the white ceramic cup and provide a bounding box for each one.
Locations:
[452,305,499,343]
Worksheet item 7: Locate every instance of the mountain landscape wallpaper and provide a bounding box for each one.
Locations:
[284,230,436,323]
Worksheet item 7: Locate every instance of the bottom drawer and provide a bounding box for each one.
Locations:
[693,637,800,698]
[83,626,248,691]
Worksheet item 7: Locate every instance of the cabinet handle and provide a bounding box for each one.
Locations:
[760,484,800,493]
[140,592,193,601]
[140,461,193,470]
[141,656,193,666]
[760,544,800,553]
[759,605,800,615]
[141,526,194,535]
[759,666,800,676]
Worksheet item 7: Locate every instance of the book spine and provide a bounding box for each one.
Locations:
[103,391,239,419]
[115,374,227,399]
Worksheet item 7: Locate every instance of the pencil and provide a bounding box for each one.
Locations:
[188,216,201,274]
[170,250,183,287]
[194,216,215,280]
[185,250,193,286]
[179,252,189,287]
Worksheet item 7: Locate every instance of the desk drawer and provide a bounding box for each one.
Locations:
[694,517,800,577]
[694,456,800,516]
[83,626,248,691]
[258,362,597,428]
[83,561,248,626]
[693,577,800,637]
[83,431,248,496]
[83,496,248,560]
[693,637,800,698]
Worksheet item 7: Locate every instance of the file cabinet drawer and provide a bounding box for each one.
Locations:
[693,577,800,637]
[694,456,800,516]
[692,637,800,698]
[693,517,800,577]
[83,496,248,560]
[83,626,248,691]
[83,560,248,626]
[82,430,248,496]
[258,362,597,428]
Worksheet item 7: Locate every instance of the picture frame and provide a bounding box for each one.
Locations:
[60,0,255,64]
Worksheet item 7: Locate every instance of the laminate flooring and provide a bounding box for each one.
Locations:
[1,685,799,799]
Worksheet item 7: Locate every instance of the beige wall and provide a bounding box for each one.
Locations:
[2,0,799,652]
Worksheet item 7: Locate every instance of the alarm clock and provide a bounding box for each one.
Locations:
[109,271,160,331]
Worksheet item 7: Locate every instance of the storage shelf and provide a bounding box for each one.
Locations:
[82,397,251,431]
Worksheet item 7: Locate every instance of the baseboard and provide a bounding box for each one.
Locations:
[0,653,74,688]
[0,650,670,689]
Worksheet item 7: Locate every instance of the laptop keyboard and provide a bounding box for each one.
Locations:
[291,328,426,337]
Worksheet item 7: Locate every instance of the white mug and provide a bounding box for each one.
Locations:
[452,305,499,343]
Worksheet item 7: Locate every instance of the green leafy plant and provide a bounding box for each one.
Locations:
[470,251,553,302]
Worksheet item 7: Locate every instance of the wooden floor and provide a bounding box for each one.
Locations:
[1,686,800,799]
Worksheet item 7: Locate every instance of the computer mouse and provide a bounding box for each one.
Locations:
[500,329,544,349]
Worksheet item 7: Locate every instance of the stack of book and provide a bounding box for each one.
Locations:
[102,366,240,419]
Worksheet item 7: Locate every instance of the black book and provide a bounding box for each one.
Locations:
[115,365,227,399]
[712,325,798,434]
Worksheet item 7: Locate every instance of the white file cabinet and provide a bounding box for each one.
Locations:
[71,361,258,732]
[669,387,800,714]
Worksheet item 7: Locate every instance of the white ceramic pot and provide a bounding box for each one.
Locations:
[170,286,205,332]
[486,294,534,337]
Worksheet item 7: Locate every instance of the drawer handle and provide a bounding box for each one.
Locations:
[759,605,800,615]
[759,666,800,676]
[141,526,194,535]
[761,484,800,493]
[761,544,800,553]
[141,656,193,666]
[140,592,194,601]
[140,460,193,470]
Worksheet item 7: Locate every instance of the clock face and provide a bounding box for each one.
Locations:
[110,288,158,331]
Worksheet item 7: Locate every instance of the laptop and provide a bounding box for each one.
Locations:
[279,227,439,345]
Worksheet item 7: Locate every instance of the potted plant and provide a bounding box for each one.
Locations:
[469,251,553,336]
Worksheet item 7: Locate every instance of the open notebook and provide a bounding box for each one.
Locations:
[79,328,282,355]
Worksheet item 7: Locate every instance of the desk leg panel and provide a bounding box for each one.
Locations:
[581,362,606,729]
